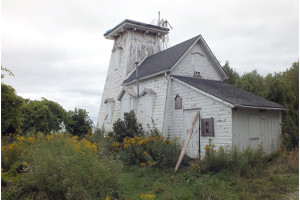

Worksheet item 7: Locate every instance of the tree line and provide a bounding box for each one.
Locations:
[1,67,93,137]
[223,61,299,149]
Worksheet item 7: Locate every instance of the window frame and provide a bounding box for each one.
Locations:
[174,94,182,110]
[201,117,214,137]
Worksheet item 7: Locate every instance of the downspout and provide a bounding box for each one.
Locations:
[135,61,139,97]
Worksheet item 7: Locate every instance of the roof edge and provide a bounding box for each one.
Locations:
[171,76,234,108]
[234,104,287,111]
[198,35,228,80]
[104,19,169,39]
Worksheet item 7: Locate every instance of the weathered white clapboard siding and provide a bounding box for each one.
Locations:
[232,108,282,154]
[97,33,128,131]
[126,74,168,133]
[97,30,161,131]
[167,79,232,158]
[171,41,222,81]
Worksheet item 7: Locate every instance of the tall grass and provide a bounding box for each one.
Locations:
[191,145,266,177]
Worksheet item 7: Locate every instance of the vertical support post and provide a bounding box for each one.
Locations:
[135,62,139,97]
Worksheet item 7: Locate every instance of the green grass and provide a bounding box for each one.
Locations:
[117,166,298,200]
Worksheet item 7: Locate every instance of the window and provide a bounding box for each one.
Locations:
[104,99,115,123]
[174,94,182,109]
[141,89,156,125]
[192,53,204,78]
[112,47,122,70]
[120,94,137,120]
[120,95,131,120]
[143,95,154,125]
[201,118,214,136]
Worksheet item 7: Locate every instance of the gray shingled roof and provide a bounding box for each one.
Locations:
[172,75,286,109]
[123,35,200,83]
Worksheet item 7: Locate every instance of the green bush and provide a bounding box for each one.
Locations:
[113,111,143,143]
[1,133,121,200]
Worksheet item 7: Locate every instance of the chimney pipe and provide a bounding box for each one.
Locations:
[135,62,139,97]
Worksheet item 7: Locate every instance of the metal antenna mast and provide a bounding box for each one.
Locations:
[151,12,173,50]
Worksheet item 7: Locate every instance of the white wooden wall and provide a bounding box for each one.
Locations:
[97,33,128,131]
[166,79,232,158]
[171,41,223,81]
[126,75,168,133]
[97,31,161,131]
[232,108,282,154]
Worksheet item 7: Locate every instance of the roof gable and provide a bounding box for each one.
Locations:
[123,35,227,84]
[123,35,200,84]
[172,75,286,110]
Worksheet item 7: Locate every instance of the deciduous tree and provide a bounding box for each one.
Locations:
[1,83,24,135]
[66,108,93,137]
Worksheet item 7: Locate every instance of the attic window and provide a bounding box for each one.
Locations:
[192,53,203,78]
[174,94,182,109]
[201,118,214,137]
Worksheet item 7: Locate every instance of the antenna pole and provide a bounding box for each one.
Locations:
[158,11,160,24]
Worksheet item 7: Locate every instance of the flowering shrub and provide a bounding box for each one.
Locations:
[1,133,121,200]
[109,112,188,168]
[111,134,187,168]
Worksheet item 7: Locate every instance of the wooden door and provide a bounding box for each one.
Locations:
[183,109,200,158]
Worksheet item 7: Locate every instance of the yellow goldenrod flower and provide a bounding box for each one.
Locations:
[205,145,210,151]
[141,194,155,200]
[27,137,35,142]
[8,143,17,150]
[16,136,25,142]
[112,142,121,151]
[147,160,153,166]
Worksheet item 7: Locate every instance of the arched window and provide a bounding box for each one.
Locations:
[175,94,182,110]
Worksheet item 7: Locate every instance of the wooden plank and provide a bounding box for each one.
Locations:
[175,111,200,172]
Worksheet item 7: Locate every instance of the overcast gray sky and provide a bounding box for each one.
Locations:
[1,0,299,125]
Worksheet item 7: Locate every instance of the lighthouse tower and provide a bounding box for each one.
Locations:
[97,19,169,130]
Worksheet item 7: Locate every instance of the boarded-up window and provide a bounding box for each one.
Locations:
[119,91,137,120]
[144,95,154,125]
[120,98,130,120]
[104,100,114,123]
[175,94,182,109]
[112,47,122,70]
[201,118,214,137]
